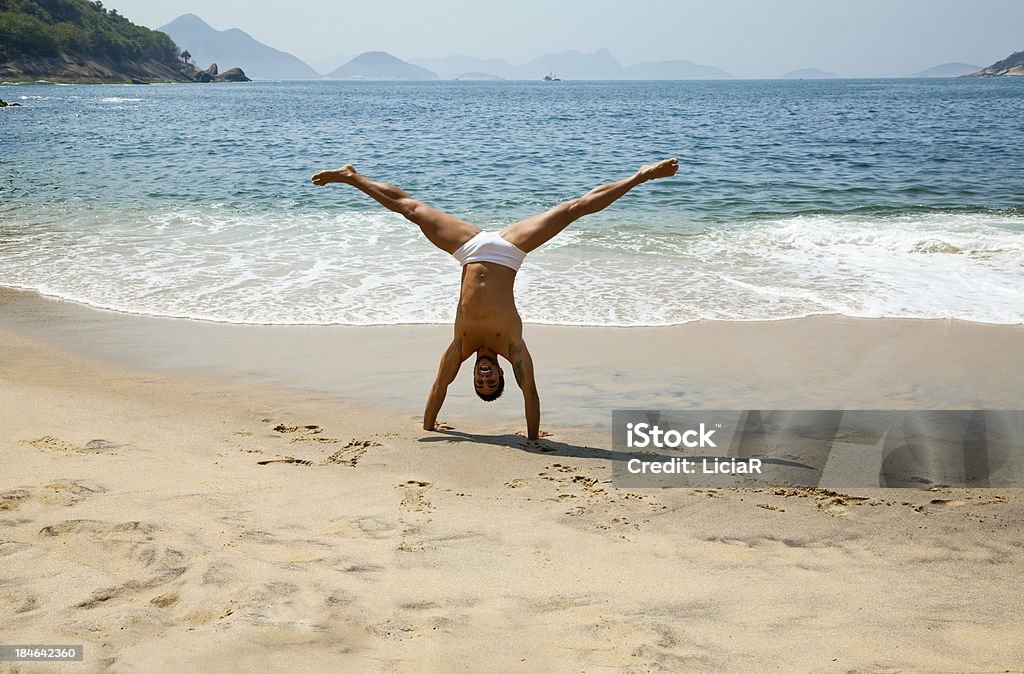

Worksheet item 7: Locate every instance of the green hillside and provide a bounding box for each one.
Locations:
[0,0,188,81]
[1,0,177,62]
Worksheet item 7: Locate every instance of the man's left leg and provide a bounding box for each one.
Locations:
[500,158,678,253]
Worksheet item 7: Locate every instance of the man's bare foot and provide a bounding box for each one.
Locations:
[311,164,358,186]
[638,158,679,181]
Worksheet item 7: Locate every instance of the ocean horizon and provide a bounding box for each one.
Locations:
[3,78,1023,326]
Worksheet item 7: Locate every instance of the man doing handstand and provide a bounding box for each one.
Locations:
[311,158,679,439]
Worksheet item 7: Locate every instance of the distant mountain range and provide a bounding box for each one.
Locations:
[148,14,1023,81]
[411,48,732,80]
[913,62,980,78]
[155,15,733,80]
[159,14,318,80]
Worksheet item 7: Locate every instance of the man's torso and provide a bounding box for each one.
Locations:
[455,262,521,358]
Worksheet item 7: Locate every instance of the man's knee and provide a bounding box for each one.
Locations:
[563,198,586,221]
[397,197,421,219]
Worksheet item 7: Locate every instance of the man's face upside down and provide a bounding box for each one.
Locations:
[474,355,503,401]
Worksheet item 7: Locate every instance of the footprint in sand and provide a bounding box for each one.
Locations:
[272,423,321,434]
[395,481,434,551]
[929,498,967,507]
[22,436,122,455]
[753,487,876,518]
[256,457,314,466]
[269,421,352,447]
[0,587,39,615]
[586,615,704,671]
[815,494,872,518]
[325,439,382,467]
[257,438,382,467]
[912,498,972,513]
[0,488,32,512]
[39,480,107,507]
[34,519,189,612]
[84,439,121,451]
[150,592,180,608]
[0,480,106,511]
[398,480,433,514]
[537,463,656,536]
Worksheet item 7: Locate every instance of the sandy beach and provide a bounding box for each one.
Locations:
[2,288,1023,672]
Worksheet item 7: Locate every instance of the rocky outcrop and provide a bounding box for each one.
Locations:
[964,50,1024,77]
[188,63,249,82]
[215,67,249,82]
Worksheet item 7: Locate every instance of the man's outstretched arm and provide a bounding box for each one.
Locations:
[509,341,541,440]
[423,339,464,431]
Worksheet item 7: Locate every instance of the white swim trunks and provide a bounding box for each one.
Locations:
[451,231,527,272]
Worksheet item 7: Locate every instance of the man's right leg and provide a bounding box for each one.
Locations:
[312,164,480,254]
[500,158,678,253]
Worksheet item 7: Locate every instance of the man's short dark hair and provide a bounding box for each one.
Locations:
[476,373,504,402]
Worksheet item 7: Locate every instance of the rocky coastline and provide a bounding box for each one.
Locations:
[964,50,1024,77]
[0,55,249,84]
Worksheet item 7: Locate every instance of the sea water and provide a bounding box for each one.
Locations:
[2,79,1023,325]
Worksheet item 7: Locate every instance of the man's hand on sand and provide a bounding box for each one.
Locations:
[517,431,555,452]
[426,421,453,432]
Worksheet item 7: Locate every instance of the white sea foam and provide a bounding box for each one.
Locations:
[0,207,1021,326]
[99,97,142,103]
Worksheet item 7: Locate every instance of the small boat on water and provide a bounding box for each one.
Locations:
[543,73,561,81]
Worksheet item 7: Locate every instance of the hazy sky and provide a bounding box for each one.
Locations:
[107,0,1023,77]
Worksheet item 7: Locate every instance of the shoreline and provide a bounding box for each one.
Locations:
[6,280,1024,329]
[1,288,1023,669]
[2,286,1022,431]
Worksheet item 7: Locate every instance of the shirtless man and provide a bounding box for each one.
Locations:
[311,158,679,439]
